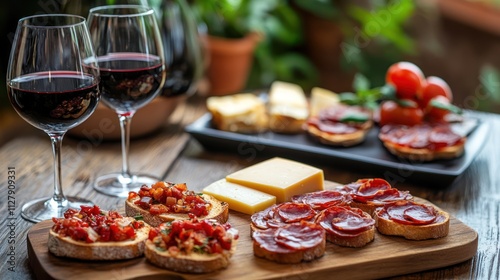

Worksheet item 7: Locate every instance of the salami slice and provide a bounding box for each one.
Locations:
[252,228,293,254]
[369,188,413,205]
[307,117,359,134]
[316,206,374,237]
[379,124,464,150]
[253,222,325,253]
[275,202,316,223]
[429,125,463,149]
[292,190,348,210]
[384,201,437,225]
[352,178,392,202]
[403,205,437,225]
[275,222,325,250]
[251,206,275,230]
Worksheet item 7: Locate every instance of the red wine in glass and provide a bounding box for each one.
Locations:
[8,71,99,131]
[6,14,100,223]
[97,53,164,113]
[88,5,166,197]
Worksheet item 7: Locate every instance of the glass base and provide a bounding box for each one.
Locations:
[94,172,160,197]
[21,196,94,223]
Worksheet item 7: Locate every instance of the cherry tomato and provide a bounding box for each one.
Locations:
[425,95,451,123]
[419,76,453,109]
[386,62,425,100]
[379,100,423,126]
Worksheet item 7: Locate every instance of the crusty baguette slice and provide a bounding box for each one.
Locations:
[268,81,309,134]
[125,194,229,227]
[381,140,465,162]
[47,225,149,260]
[144,238,238,273]
[306,122,372,147]
[253,238,325,264]
[325,226,375,248]
[374,205,450,240]
[207,93,268,134]
[252,222,326,264]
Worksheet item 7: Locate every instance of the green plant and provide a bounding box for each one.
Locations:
[190,0,318,90]
[293,0,416,88]
[190,0,269,39]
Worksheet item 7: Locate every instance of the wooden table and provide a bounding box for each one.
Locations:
[0,95,499,279]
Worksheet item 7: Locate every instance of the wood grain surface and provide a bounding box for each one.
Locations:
[27,186,478,280]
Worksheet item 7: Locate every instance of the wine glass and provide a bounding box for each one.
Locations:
[87,5,166,197]
[6,14,101,222]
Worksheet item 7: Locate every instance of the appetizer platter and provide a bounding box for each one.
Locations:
[187,62,489,183]
[28,158,478,280]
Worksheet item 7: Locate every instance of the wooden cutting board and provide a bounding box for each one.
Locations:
[27,182,478,280]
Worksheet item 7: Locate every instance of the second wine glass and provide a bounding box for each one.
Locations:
[87,5,166,197]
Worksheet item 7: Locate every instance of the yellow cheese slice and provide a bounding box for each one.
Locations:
[310,87,339,117]
[203,179,276,215]
[226,157,324,202]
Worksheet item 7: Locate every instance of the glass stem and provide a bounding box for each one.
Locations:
[48,132,67,206]
[119,114,134,178]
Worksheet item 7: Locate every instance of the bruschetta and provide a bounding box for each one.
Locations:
[125,181,229,227]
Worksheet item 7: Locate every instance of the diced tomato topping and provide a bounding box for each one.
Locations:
[51,205,144,243]
[131,182,212,217]
[148,218,237,256]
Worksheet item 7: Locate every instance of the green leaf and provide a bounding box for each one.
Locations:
[430,99,462,114]
[353,73,370,92]
[134,214,144,221]
[379,84,396,99]
[339,92,360,105]
[340,113,370,123]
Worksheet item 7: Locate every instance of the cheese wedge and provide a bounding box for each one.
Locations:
[203,179,276,215]
[226,157,324,202]
[268,81,309,133]
[309,87,339,117]
[207,93,268,133]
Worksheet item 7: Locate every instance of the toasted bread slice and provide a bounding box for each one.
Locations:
[374,202,450,240]
[252,222,326,264]
[381,140,465,161]
[125,194,229,227]
[379,124,466,161]
[325,226,375,248]
[207,93,268,133]
[306,122,372,147]
[47,225,149,260]
[268,81,309,134]
[315,206,375,248]
[144,238,238,273]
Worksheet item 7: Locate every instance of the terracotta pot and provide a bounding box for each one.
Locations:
[298,9,355,93]
[67,96,182,141]
[204,33,260,96]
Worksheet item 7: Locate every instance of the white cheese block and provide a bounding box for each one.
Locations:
[203,179,276,215]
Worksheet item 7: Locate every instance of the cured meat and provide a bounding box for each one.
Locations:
[379,124,464,150]
[292,190,348,210]
[354,178,392,199]
[275,202,316,223]
[316,206,375,237]
[379,201,440,225]
[253,222,325,252]
[250,202,315,230]
[275,222,326,250]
